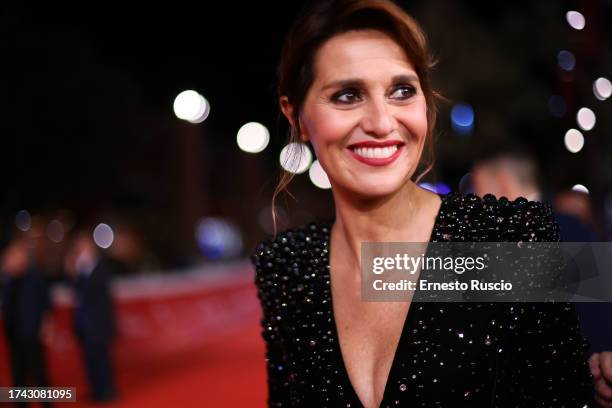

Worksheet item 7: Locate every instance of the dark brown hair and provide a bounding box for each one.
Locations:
[272,0,443,236]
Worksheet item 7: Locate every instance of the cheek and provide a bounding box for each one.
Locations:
[400,105,429,143]
[302,103,359,142]
[397,106,429,169]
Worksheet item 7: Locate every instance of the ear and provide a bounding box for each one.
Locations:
[279,96,294,128]
[280,96,309,143]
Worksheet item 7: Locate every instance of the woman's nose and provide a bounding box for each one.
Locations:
[360,98,396,137]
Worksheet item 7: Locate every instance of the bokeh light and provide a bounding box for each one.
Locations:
[173,90,210,123]
[189,94,210,124]
[308,160,331,189]
[237,122,270,153]
[576,107,596,131]
[435,182,452,195]
[418,182,436,193]
[93,223,114,249]
[15,209,32,232]
[557,50,575,71]
[565,11,585,30]
[418,182,452,194]
[564,129,584,153]
[195,217,242,260]
[459,173,473,194]
[593,77,612,101]
[279,142,312,174]
[572,184,589,194]
[450,104,474,135]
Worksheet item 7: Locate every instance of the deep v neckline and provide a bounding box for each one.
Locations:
[324,193,447,408]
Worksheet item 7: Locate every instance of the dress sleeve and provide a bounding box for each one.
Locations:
[250,240,291,407]
[493,201,595,406]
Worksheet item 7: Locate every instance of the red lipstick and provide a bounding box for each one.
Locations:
[347,140,404,148]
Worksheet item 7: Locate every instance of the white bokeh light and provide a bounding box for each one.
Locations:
[189,94,210,124]
[308,160,331,189]
[93,223,114,249]
[564,129,584,153]
[566,11,585,30]
[576,107,596,131]
[173,90,210,123]
[237,122,270,153]
[572,184,589,194]
[173,90,201,120]
[279,142,312,174]
[593,77,612,101]
[15,210,32,232]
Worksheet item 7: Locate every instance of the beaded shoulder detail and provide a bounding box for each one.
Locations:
[250,192,560,284]
[428,192,560,243]
[252,192,559,255]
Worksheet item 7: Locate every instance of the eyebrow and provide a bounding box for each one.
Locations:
[321,74,419,92]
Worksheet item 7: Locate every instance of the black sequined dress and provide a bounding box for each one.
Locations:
[250,192,595,407]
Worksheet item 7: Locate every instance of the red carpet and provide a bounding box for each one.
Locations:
[0,266,269,408]
[2,322,268,408]
[54,323,268,408]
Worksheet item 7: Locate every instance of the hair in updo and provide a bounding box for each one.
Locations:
[272,0,442,236]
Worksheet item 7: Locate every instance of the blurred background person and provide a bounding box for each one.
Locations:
[554,189,595,231]
[1,222,54,408]
[470,144,612,355]
[471,144,598,241]
[64,228,118,403]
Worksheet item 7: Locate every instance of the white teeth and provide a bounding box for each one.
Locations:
[352,145,398,159]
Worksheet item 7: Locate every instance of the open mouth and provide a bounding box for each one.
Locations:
[349,144,401,159]
[346,141,405,166]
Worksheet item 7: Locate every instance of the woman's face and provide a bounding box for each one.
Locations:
[289,29,428,199]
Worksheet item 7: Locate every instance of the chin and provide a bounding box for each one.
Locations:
[345,178,407,199]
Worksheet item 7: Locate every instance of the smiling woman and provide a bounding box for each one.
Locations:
[286,29,428,198]
[251,0,598,407]
[271,0,442,235]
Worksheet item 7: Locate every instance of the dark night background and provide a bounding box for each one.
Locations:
[1,0,611,268]
[0,2,611,406]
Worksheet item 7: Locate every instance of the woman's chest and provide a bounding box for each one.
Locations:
[277,266,506,405]
[333,293,411,408]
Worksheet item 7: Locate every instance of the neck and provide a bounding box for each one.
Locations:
[330,181,438,271]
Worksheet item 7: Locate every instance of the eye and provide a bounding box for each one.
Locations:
[331,88,362,104]
[389,85,416,100]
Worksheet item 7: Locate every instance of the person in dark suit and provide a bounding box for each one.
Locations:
[1,229,53,408]
[64,230,118,403]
